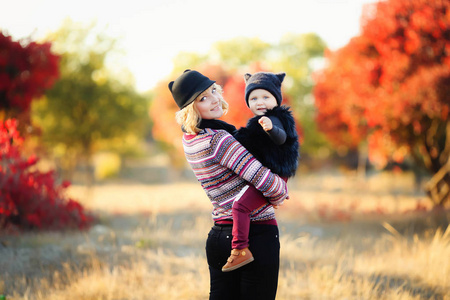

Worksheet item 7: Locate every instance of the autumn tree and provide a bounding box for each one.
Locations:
[314,0,450,206]
[0,33,92,231]
[150,79,184,169]
[32,20,150,185]
[221,72,254,128]
[0,31,59,128]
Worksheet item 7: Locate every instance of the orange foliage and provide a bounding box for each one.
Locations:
[221,73,254,128]
[314,0,450,170]
[150,80,181,151]
[197,64,230,87]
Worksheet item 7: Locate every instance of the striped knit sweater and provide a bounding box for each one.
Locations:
[183,128,288,223]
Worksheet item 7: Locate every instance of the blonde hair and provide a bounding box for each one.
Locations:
[175,83,229,134]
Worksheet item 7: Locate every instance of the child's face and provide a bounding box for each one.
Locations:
[194,85,224,119]
[248,89,278,116]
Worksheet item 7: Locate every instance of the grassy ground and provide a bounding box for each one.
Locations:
[0,172,449,299]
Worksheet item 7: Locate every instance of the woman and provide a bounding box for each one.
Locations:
[168,69,288,300]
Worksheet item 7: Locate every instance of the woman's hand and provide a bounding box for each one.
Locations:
[258,116,273,131]
[273,195,289,209]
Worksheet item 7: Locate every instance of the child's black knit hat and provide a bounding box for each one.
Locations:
[244,72,286,107]
[169,69,215,110]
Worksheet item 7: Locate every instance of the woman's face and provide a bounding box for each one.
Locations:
[194,85,224,120]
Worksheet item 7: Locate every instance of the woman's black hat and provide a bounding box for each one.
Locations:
[168,69,215,110]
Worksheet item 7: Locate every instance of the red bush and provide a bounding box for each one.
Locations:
[0,119,93,230]
[0,32,60,113]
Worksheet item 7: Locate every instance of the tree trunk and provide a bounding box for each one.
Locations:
[85,152,95,189]
[357,142,368,180]
[424,158,450,207]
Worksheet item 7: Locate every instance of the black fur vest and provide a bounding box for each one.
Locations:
[233,106,299,178]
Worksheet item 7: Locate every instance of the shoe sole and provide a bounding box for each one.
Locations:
[222,257,255,272]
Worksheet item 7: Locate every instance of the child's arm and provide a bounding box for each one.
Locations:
[258,116,286,145]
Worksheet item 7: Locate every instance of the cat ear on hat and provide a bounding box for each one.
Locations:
[244,73,252,83]
[276,73,286,84]
[168,69,192,94]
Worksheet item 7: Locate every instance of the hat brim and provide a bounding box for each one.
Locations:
[180,80,216,110]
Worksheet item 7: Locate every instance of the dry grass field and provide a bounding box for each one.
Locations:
[1,171,449,299]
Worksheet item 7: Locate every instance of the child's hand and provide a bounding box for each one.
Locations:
[258,116,273,131]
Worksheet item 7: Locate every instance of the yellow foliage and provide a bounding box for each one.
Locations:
[94,152,121,180]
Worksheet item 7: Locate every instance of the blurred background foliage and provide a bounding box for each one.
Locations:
[30,20,151,185]
[1,0,449,208]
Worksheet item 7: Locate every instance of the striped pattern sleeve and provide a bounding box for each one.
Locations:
[210,130,288,205]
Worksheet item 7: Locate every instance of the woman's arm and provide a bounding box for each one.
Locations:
[211,131,288,206]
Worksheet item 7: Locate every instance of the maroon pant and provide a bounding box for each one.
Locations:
[231,184,272,249]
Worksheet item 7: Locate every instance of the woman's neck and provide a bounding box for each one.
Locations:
[198,119,237,135]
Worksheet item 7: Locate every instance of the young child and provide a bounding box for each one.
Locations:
[222,72,299,272]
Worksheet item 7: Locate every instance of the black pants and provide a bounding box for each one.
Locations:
[206,223,280,300]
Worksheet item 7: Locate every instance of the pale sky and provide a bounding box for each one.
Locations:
[1,0,375,92]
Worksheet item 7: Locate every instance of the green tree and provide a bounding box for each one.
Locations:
[171,37,271,74]
[171,51,209,74]
[32,19,150,185]
[272,33,329,158]
[211,37,271,68]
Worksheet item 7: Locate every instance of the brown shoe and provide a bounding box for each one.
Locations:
[222,247,254,272]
